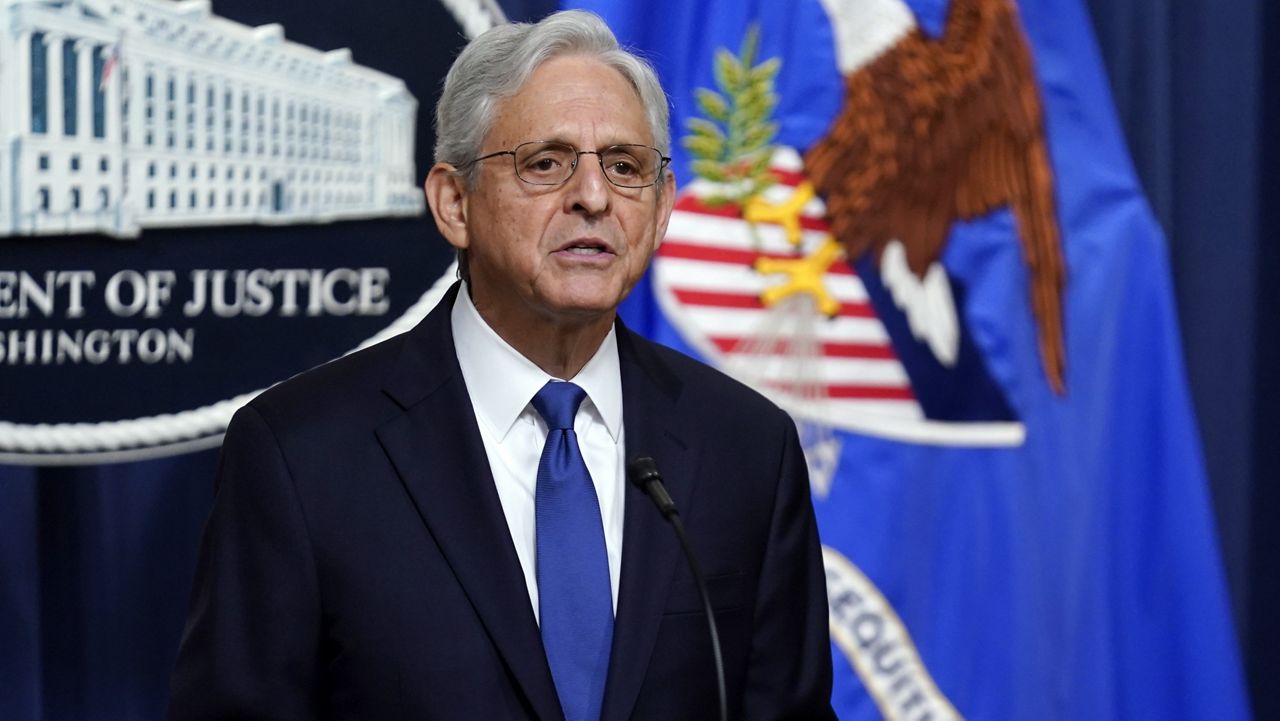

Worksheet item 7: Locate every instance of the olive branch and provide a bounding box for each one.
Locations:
[682,25,782,206]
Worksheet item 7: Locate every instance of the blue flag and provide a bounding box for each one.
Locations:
[565,0,1252,718]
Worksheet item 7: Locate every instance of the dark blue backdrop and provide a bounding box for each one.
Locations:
[1084,0,1276,716]
[0,0,1274,718]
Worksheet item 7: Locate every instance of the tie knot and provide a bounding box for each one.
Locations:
[531,381,586,431]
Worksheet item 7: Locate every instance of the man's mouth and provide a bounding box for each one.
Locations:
[557,239,613,256]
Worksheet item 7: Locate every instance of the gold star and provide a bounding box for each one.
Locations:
[754,236,844,317]
[743,180,816,247]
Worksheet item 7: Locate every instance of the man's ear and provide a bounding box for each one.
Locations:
[424,163,469,251]
[652,168,677,251]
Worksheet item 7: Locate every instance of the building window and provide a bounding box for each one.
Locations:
[147,190,155,209]
[169,191,177,209]
[226,191,234,207]
[63,40,78,136]
[70,155,80,171]
[190,165,197,179]
[38,154,49,171]
[38,187,50,210]
[100,156,109,173]
[71,187,81,210]
[190,191,197,208]
[169,164,177,178]
[92,46,107,138]
[148,162,156,178]
[99,188,109,209]
[31,33,48,134]
[208,191,216,208]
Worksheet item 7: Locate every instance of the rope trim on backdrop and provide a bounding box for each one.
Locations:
[0,265,461,465]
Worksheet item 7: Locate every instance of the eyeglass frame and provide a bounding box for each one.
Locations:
[453,140,672,189]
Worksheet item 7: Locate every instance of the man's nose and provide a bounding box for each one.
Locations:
[564,152,611,216]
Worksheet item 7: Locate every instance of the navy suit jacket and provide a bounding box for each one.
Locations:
[168,283,835,720]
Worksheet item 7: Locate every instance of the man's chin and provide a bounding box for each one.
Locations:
[537,279,631,313]
[537,291,626,325]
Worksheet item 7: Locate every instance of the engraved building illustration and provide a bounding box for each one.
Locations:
[0,0,423,238]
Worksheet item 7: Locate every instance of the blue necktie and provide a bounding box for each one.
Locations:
[532,381,613,721]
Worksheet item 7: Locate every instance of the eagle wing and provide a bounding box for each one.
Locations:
[805,0,1067,393]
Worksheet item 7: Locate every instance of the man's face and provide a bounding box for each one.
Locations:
[448,55,674,331]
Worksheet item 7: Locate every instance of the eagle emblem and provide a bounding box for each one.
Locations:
[653,0,1066,465]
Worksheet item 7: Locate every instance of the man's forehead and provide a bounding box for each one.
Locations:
[485,56,651,146]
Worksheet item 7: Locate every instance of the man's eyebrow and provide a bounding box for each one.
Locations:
[528,135,653,149]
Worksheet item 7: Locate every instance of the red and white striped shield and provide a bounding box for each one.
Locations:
[653,147,1024,447]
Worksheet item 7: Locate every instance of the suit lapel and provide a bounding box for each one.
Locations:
[374,284,562,721]
[601,325,699,721]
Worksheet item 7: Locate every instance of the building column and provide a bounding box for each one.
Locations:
[105,44,121,143]
[76,39,92,142]
[176,71,189,155]
[13,30,33,136]
[123,56,141,210]
[193,73,205,157]
[127,58,144,150]
[126,59,147,215]
[217,78,228,159]
[46,32,64,138]
[13,28,38,226]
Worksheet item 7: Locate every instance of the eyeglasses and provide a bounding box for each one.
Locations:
[456,141,671,188]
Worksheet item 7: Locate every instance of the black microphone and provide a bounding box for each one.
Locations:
[626,456,728,721]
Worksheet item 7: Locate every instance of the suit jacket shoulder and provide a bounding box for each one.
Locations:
[245,283,461,451]
[617,324,797,440]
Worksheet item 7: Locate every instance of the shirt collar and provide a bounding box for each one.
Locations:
[451,283,623,443]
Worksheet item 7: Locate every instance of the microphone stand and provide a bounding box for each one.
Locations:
[627,456,728,721]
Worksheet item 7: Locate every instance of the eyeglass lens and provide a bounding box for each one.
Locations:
[513,142,662,187]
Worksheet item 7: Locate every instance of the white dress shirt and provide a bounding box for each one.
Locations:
[451,285,625,621]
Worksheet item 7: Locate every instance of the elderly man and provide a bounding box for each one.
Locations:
[168,10,834,721]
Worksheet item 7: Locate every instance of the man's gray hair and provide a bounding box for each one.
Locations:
[433,9,671,188]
